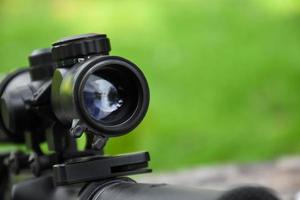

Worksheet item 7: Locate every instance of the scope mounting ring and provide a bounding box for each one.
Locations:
[53,151,151,185]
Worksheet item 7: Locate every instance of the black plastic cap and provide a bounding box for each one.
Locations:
[29,48,53,68]
[51,33,111,62]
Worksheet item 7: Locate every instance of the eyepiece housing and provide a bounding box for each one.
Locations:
[51,33,149,137]
[0,33,149,142]
[51,56,149,136]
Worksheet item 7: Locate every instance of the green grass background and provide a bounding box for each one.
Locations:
[1,0,300,171]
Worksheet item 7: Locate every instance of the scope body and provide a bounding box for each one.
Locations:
[11,175,280,200]
[0,33,150,146]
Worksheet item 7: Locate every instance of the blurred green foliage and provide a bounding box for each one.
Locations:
[1,0,300,171]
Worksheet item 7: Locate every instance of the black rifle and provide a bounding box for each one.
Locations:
[0,33,280,200]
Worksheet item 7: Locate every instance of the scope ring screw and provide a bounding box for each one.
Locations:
[92,135,108,151]
[70,119,85,138]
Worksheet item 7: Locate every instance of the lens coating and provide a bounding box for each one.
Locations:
[83,74,123,121]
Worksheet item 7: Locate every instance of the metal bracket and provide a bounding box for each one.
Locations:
[53,151,151,185]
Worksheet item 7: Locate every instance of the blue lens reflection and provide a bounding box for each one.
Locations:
[83,74,123,121]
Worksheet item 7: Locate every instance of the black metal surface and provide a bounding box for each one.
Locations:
[83,178,221,200]
[11,175,282,200]
[52,33,111,67]
[219,186,280,200]
[86,179,280,200]
[0,153,10,200]
[0,68,29,143]
[53,152,151,185]
[51,55,150,137]
[12,175,80,200]
[28,48,56,81]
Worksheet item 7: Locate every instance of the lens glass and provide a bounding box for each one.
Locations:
[83,74,123,121]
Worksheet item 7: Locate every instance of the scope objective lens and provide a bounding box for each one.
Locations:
[83,74,123,121]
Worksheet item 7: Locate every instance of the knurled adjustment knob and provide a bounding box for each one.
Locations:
[28,48,55,81]
[51,33,111,66]
[29,48,53,68]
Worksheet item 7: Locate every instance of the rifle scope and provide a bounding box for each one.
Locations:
[0,33,150,144]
